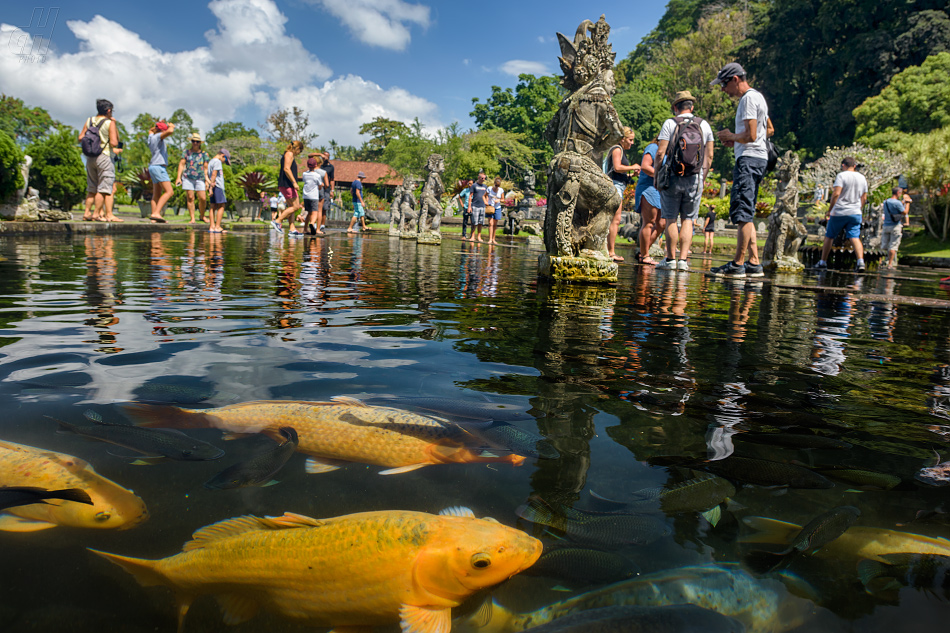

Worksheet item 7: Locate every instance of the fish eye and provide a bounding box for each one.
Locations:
[471,553,492,569]
[94,511,112,523]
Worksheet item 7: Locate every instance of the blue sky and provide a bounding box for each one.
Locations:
[1,1,666,147]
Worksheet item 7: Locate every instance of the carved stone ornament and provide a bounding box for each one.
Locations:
[417,153,445,244]
[762,151,807,272]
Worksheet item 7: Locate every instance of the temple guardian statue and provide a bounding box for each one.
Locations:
[417,154,445,244]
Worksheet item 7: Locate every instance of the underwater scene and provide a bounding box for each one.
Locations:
[1,230,950,632]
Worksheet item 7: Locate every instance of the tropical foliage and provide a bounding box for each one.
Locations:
[903,127,950,240]
[0,129,24,201]
[25,127,86,210]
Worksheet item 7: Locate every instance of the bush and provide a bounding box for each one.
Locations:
[0,129,24,202]
[26,128,86,210]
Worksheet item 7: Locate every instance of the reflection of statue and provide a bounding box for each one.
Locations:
[762,151,807,271]
[418,154,445,234]
[540,16,623,283]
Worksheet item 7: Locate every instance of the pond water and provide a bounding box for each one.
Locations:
[1,230,949,632]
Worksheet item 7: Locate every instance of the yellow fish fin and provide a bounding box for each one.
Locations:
[438,506,476,518]
[177,596,194,633]
[379,464,429,476]
[183,516,276,551]
[399,604,451,633]
[89,549,167,587]
[738,516,802,545]
[0,514,58,532]
[305,457,344,474]
[330,395,371,407]
[216,594,260,625]
[261,512,324,528]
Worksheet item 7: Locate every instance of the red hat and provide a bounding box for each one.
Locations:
[155,120,168,131]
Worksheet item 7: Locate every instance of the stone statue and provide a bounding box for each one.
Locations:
[417,153,445,234]
[388,179,405,235]
[399,180,419,234]
[522,168,537,200]
[505,206,526,235]
[762,151,808,271]
[540,15,624,283]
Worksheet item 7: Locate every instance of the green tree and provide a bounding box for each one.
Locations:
[167,108,197,155]
[358,117,412,162]
[854,52,950,150]
[0,95,57,146]
[26,127,86,210]
[206,121,260,144]
[0,129,25,201]
[379,118,438,179]
[264,107,317,146]
[903,127,950,240]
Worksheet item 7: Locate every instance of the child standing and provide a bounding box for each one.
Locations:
[302,156,329,236]
[207,148,230,233]
[703,206,717,253]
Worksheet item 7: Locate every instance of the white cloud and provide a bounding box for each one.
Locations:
[462,59,470,66]
[537,36,546,43]
[310,0,430,51]
[499,60,549,76]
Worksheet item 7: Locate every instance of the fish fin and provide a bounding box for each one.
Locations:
[89,549,167,587]
[184,516,272,551]
[330,395,370,407]
[305,457,344,474]
[738,516,801,545]
[438,506,476,518]
[399,604,451,633]
[928,450,943,468]
[261,480,280,487]
[857,559,888,588]
[0,514,57,532]
[262,512,325,528]
[130,456,166,466]
[121,403,213,429]
[514,497,558,529]
[216,594,260,625]
[83,409,106,424]
[589,489,628,507]
[701,505,722,527]
[379,464,429,475]
[277,427,298,445]
[47,488,93,505]
[177,596,193,633]
[550,585,573,592]
[465,595,494,628]
[221,432,252,441]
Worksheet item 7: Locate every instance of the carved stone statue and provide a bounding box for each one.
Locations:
[388,179,405,236]
[389,176,417,236]
[539,15,623,283]
[522,168,537,201]
[762,151,808,272]
[505,206,526,235]
[417,153,445,235]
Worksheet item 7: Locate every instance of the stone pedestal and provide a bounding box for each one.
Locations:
[417,232,441,245]
[399,231,416,239]
[538,253,618,283]
[526,235,544,248]
[388,227,401,237]
[771,255,805,272]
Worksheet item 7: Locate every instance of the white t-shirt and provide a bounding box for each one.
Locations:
[208,157,224,190]
[734,88,769,160]
[658,113,714,171]
[302,169,326,200]
[831,170,869,216]
[488,186,504,209]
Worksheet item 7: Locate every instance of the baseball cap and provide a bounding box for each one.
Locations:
[307,157,318,168]
[357,171,366,178]
[155,120,168,131]
[219,148,231,165]
[710,62,745,86]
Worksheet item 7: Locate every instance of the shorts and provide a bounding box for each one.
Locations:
[489,206,503,221]
[353,202,365,218]
[86,152,115,194]
[148,165,170,183]
[472,206,486,225]
[304,198,319,212]
[210,186,226,205]
[181,177,206,191]
[704,225,716,233]
[881,224,903,251]
[825,214,861,239]
[658,174,702,222]
[279,186,298,201]
[729,156,768,224]
[613,181,626,197]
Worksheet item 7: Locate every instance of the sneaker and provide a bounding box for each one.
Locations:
[710,261,746,278]
[744,262,765,278]
[813,261,827,270]
[676,259,689,271]
[289,230,303,237]
[656,258,675,270]
[270,220,283,233]
[855,261,866,272]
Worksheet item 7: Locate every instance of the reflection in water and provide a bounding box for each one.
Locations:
[83,235,122,353]
[811,291,855,377]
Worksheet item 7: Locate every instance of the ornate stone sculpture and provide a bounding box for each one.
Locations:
[762,151,808,272]
[417,154,445,241]
[539,15,623,283]
[388,179,405,236]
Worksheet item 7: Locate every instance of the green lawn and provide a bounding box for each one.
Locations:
[893,228,950,258]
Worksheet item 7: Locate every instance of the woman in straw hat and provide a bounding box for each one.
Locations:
[176,132,212,223]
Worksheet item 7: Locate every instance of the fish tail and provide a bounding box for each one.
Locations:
[738,516,801,545]
[121,403,214,430]
[515,497,561,530]
[857,559,888,587]
[89,549,168,588]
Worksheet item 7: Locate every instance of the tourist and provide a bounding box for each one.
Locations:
[175,132,210,224]
[274,140,303,234]
[457,180,472,238]
[815,157,869,271]
[269,191,280,220]
[78,98,123,222]
[655,91,714,271]
[881,187,910,269]
[487,177,505,245]
[710,62,774,278]
[465,171,490,243]
[605,126,642,263]
[634,136,663,265]
[703,205,717,253]
[147,119,175,223]
[347,171,368,234]
[207,148,230,234]
[321,151,336,218]
[303,155,329,236]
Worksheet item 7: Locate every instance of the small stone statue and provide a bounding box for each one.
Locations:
[398,177,419,235]
[762,151,808,271]
[540,15,624,283]
[417,153,445,235]
[522,168,537,201]
[388,180,405,235]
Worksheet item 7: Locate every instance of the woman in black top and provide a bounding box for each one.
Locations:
[606,127,641,263]
[274,141,304,234]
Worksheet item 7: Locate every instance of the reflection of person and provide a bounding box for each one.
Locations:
[147,119,175,223]
[78,99,123,222]
[175,133,210,224]
[347,171,368,233]
[274,141,303,234]
[634,136,663,265]
[881,187,910,269]
[605,127,641,263]
[207,148,230,234]
[816,157,868,271]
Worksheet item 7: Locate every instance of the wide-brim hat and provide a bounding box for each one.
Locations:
[672,90,697,107]
[188,132,203,143]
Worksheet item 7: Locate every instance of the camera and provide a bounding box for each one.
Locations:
[113,141,124,172]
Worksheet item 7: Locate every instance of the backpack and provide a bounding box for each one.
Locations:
[669,115,706,177]
[81,117,106,157]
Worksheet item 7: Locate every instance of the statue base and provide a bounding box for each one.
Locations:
[399,231,416,239]
[388,228,400,237]
[526,235,544,248]
[417,232,441,245]
[538,253,618,283]
[766,255,805,273]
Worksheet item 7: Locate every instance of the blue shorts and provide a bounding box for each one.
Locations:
[489,206,503,221]
[148,165,170,183]
[825,214,861,239]
[353,202,365,218]
[210,186,226,205]
[729,156,768,225]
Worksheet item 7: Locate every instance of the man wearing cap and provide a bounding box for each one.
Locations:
[207,148,231,234]
[347,171,368,233]
[710,62,774,278]
[175,132,211,224]
[654,91,715,271]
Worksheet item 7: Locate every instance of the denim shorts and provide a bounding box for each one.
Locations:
[148,165,170,183]
[729,156,768,224]
[825,214,861,239]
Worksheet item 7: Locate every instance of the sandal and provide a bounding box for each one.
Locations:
[611,254,625,263]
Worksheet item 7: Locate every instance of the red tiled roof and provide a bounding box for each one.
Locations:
[296,160,402,186]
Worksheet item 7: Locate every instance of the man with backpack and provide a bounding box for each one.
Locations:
[78,99,122,222]
[654,91,715,271]
[711,63,773,278]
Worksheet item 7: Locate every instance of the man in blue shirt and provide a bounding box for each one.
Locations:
[881,187,910,268]
[347,171,367,233]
